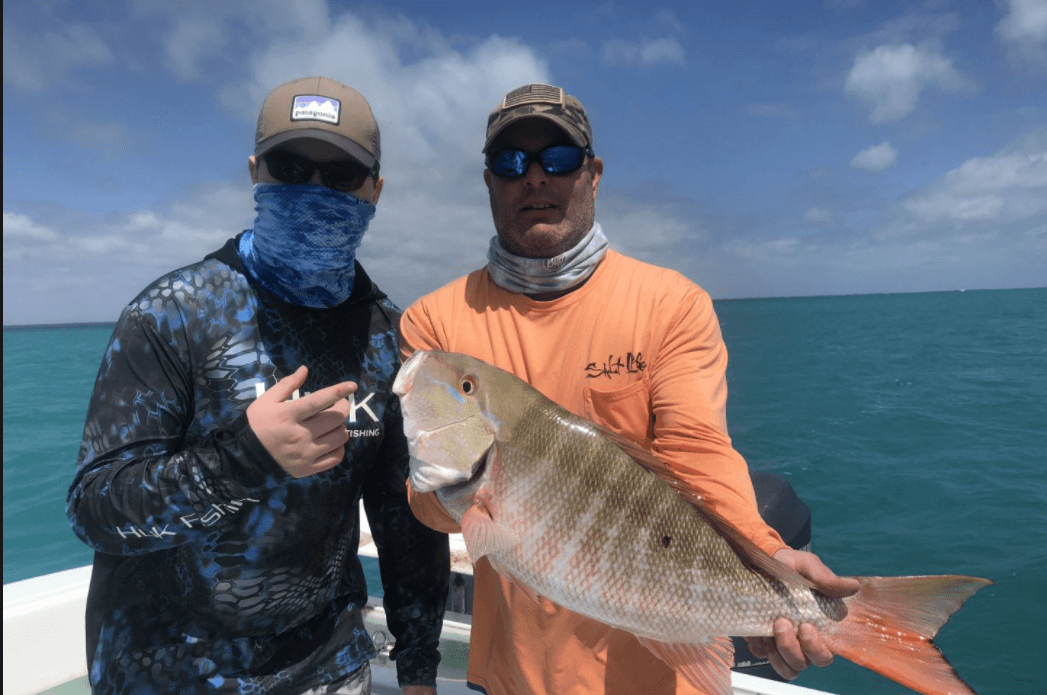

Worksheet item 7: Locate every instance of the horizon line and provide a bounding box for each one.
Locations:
[5,285,1043,330]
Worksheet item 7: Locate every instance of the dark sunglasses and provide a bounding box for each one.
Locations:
[486,145,594,179]
[263,151,376,193]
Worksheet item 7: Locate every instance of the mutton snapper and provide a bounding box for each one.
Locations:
[393,350,991,695]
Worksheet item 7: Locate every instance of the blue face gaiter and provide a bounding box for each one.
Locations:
[238,183,376,308]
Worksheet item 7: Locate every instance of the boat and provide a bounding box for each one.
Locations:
[4,474,831,695]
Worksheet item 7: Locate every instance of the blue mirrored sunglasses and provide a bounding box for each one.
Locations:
[486,145,594,179]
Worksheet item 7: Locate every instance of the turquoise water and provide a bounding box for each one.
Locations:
[4,288,1045,694]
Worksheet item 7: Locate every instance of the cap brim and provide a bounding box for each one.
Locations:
[482,113,589,153]
[256,129,377,169]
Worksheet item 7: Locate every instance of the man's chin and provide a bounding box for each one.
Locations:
[501,225,572,258]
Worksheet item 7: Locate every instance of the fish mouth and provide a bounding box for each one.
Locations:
[406,416,473,443]
[440,447,491,497]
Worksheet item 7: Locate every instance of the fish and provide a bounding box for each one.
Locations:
[393,349,992,695]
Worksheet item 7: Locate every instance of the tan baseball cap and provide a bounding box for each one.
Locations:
[255,76,381,169]
[482,83,594,154]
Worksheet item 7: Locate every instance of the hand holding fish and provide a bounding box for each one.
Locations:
[246,365,356,478]
[745,548,861,679]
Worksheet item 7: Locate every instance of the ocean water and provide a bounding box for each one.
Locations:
[4,288,1045,695]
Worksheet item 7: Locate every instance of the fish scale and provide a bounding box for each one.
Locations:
[395,350,992,695]
[477,394,834,643]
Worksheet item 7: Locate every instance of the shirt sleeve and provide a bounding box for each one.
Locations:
[67,302,289,555]
[648,283,786,557]
[362,391,450,687]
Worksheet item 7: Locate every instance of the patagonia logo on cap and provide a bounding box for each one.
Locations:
[291,95,340,125]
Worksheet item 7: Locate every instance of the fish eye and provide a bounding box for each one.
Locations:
[460,376,477,396]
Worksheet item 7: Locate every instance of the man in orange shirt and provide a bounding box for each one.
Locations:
[399,83,859,694]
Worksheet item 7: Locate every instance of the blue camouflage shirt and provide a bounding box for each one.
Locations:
[68,236,449,694]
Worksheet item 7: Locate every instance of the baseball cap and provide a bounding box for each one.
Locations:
[482,83,593,154]
[255,76,381,169]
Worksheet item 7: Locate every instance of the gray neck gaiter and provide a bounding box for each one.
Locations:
[486,222,608,295]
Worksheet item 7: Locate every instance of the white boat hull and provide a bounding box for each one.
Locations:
[4,508,833,695]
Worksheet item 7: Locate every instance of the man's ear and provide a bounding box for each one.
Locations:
[372,176,384,205]
[483,168,493,191]
[248,156,259,184]
[589,157,603,199]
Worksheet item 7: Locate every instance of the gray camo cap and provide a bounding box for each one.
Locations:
[482,83,593,153]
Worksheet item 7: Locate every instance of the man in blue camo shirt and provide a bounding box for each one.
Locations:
[68,76,449,695]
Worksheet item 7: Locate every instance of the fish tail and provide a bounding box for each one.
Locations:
[824,575,991,695]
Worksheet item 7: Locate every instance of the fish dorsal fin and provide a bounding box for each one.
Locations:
[594,424,814,590]
[637,635,734,695]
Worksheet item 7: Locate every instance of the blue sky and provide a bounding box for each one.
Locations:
[3,0,1045,325]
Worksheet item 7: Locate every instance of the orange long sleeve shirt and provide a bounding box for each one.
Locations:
[399,250,785,695]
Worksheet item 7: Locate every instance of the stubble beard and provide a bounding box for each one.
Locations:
[490,178,596,260]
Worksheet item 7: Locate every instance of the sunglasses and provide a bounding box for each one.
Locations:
[486,145,593,179]
[263,151,376,192]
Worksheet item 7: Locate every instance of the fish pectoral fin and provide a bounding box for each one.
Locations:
[461,496,520,561]
[636,635,734,695]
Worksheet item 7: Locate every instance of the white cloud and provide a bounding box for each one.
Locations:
[655,133,1047,298]
[601,38,685,67]
[844,43,969,122]
[901,150,1047,224]
[706,229,1043,299]
[164,17,228,80]
[127,212,164,230]
[3,212,59,243]
[803,207,834,223]
[724,237,806,261]
[2,22,113,91]
[603,206,700,262]
[3,212,60,264]
[2,182,257,324]
[641,38,687,66]
[996,0,1047,66]
[68,121,137,155]
[873,132,1047,241]
[128,0,335,80]
[851,141,899,171]
[8,184,250,265]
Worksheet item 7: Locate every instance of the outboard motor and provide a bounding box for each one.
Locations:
[731,471,812,681]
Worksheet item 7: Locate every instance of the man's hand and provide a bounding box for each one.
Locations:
[246,365,356,478]
[402,687,436,695]
[744,548,861,680]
